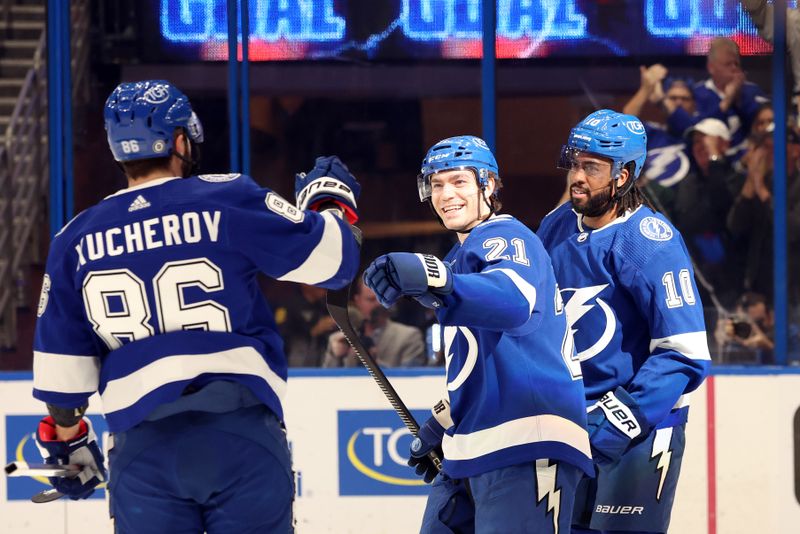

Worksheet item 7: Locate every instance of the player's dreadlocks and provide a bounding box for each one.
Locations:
[614,162,654,217]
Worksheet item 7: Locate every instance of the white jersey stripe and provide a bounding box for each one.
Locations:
[485,268,537,315]
[277,211,343,285]
[673,393,691,409]
[649,331,711,360]
[33,351,100,393]
[442,413,591,461]
[100,346,287,414]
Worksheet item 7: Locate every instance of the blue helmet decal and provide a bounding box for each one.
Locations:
[418,135,499,202]
[104,80,203,162]
[559,109,647,180]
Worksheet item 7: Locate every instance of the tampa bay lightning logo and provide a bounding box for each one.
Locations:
[639,217,673,241]
[442,326,478,392]
[625,120,645,135]
[644,144,690,187]
[472,137,489,150]
[561,285,615,362]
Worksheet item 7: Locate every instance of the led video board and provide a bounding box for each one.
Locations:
[152,0,782,61]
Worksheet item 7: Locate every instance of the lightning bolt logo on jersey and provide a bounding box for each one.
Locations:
[642,122,691,188]
[537,203,710,430]
[431,214,592,480]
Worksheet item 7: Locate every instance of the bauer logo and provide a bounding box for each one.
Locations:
[4,415,108,501]
[338,410,431,495]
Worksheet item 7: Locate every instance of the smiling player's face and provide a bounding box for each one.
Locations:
[430,169,493,234]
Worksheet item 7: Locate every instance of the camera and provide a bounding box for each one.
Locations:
[731,320,752,339]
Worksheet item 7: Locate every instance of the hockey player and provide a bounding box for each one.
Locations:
[363,135,593,533]
[31,80,361,533]
[537,110,711,534]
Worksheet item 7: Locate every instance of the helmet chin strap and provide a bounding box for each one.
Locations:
[170,139,200,177]
[612,172,635,201]
[456,187,494,236]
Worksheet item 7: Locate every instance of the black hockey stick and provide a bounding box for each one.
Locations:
[326,284,443,476]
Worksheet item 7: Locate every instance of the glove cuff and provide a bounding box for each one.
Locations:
[593,388,644,439]
[309,198,359,224]
[412,254,453,294]
[430,398,454,429]
[296,176,357,212]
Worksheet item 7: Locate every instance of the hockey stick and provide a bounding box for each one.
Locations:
[4,461,78,503]
[5,461,80,478]
[326,284,443,475]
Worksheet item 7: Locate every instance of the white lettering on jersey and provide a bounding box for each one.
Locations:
[37,274,51,317]
[443,325,478,392]
[561,285,616,362]
[74,211,221,269]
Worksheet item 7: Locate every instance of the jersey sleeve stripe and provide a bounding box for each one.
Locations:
[277,211,343,285]
[100,346,287,414]
[484,268,537,314]
[649,331,711,360]
[442,413,591,461]
[33,351,100,393]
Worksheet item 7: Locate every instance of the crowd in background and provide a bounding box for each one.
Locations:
[621,35,797,365]
[276,32,800,368]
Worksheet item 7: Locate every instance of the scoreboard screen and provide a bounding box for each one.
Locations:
[150,0,786,62]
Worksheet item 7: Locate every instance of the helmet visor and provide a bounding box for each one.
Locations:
[417,173,431,202]
[417,167,480,203]
[557,146,622,179]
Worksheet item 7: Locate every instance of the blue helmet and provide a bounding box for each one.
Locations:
[418,135,499,202]
[558,109,647,180]
[104,80,203,162]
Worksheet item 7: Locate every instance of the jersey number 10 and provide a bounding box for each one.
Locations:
[662,269,696,309]
[82,258,232,350]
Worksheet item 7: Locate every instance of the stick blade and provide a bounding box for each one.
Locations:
[31,488,65,504]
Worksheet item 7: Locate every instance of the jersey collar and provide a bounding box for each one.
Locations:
[704,78,726,100]
[104,176,183,199]
[574,205,642,234]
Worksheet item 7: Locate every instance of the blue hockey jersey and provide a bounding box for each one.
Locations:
[537,203,711,432]
[434,214,593,479]
[32,174,360,432]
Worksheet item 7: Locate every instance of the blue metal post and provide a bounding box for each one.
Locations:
[241,0,250,176]
[481,0,496,152]
[773,0,788,364]
[60,0,74,221]
[227,0,240,172]
[47,0,64,236]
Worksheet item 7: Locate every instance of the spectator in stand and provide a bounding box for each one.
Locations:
[742,0,800,117]
[726,123,800,303]
[738,103,774,172]
[674,37,770,163]
[666,118,746,311]
[276,284,339,367]
[323,277,426,368]
[623,64,696,188]
[714,292,776,364]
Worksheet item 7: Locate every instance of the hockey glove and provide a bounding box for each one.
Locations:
[35,416,106,500]
[409,399,453,483]
[363,253,453,309]
[586,387,649,466]
[295,155,360,224]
